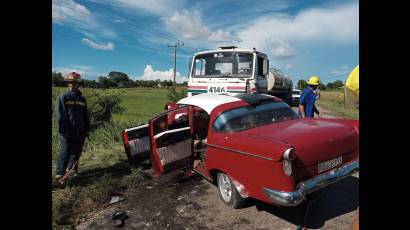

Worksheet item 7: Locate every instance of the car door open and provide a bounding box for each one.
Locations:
[122,124,151,164]
[149,107,193,175]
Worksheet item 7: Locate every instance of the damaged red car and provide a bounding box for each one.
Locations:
[122,93,359,208]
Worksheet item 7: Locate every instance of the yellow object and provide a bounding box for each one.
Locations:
[345,65,359,94]
[307,76,320,85]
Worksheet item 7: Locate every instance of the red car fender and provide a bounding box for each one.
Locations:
[230,176,250,198]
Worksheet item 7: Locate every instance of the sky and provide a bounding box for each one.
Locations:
[52,0,358,84]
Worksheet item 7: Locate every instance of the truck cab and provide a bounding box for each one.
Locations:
[187,46,293,105]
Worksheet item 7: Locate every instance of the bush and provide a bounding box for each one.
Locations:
[167,87,187,103]
[87,89,126,128]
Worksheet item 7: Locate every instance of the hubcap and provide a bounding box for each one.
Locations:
[218,174,232,202]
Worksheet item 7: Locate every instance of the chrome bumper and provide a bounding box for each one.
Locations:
[263,160,359,206]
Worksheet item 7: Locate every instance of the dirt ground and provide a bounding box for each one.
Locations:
[76,167,358,230]
[76,106,359,230]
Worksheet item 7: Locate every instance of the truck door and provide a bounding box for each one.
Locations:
[149,107,193,175]
[122,124,151,164]
[256,56,268,93]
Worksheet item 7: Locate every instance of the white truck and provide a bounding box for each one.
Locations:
[186,46,293,105]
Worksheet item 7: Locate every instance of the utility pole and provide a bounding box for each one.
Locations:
[167,42,184,88]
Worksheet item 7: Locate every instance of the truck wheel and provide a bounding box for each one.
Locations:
[217,172,246,209]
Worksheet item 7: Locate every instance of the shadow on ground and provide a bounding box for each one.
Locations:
[247,175,359,229]
[65,160,153,188]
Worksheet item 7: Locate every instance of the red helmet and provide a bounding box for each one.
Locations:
[64,72,82,82]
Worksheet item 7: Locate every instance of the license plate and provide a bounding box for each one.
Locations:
[208,86,226,93]
[318,156,342,173]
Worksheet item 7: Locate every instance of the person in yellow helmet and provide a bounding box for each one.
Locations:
[299,76,321,118]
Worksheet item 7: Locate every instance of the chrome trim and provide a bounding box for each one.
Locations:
[124,124,148,132]
[154,127,190,139]
[282,147,295,160]
[263,160,359,206]
[206,143,273,161]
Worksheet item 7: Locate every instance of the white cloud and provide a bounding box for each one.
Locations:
[284,63,293,70]
[52,0,92,24]
[99,0,233,43]
[99,0,187,16]
[235,2,358,59]
[139,65,187,83]
[208,30,234,42]
[163,10,210,40]
[82,38,114,50]
[330,65,350,76]
[265,38,294,59]
[52,0,116,39]
[163,10,234,42]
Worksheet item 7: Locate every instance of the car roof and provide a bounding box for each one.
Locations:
[177,93,274,114]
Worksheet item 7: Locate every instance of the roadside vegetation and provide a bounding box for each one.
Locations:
[316,90,359,119]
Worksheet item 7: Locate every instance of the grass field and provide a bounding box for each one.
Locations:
[52,87,358,229]
[316,90,359,119]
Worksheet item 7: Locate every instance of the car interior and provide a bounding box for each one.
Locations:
[192,107,210,168]
[150,106,210,172]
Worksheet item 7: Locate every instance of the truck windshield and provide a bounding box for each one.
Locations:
[192,52,253,78]
[213,101,299,132]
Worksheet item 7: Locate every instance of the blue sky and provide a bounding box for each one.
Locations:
[52,0,358,84]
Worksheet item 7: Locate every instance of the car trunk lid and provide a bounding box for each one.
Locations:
[244,118,359,168]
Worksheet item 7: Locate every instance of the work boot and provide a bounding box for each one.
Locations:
[54,174,63,182]
[53,175,67,188]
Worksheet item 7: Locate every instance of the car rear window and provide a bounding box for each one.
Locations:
[213,101,299,132]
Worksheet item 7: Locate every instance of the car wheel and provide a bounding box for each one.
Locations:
[217,172,246,209]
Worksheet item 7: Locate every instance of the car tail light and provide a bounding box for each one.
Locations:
[282,148,296,176]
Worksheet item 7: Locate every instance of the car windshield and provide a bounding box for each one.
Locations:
[192,52,253,78]
[292,90,300,95]
[213,101,299,132]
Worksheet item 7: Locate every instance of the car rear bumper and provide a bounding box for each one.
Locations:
[263,160,359,206]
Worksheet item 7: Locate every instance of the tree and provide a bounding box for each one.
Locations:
[326,80,344,89]
[108,71,130,87]
[333,80,344,88]
[52,71,65,87]
[296,80,308,90]
[98,76,116,88]
[318,83,326,90]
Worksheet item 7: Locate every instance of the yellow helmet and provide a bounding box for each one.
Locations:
[307,76,320,85]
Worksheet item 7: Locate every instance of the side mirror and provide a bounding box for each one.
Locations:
[263,59,268,75]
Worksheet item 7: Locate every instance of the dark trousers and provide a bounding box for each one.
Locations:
[56,135,84,175]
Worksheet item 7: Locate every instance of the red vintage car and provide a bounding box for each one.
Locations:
[122,93,359,208]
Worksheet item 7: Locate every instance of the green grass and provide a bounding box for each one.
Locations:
[52,87,171,229]
[316,91,359,119]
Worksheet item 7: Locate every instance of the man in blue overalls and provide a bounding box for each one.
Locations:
[299,76,321,118]
[54,72,90,183]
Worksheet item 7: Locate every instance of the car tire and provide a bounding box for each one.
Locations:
[217,172,246,209]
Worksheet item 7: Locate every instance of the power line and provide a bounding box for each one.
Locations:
[52,29,169,62]
[54,0,180,45]
[54,0,198,55]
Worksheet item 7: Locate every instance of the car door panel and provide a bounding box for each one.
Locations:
[149,108,193,175]
[122,124,151,164]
